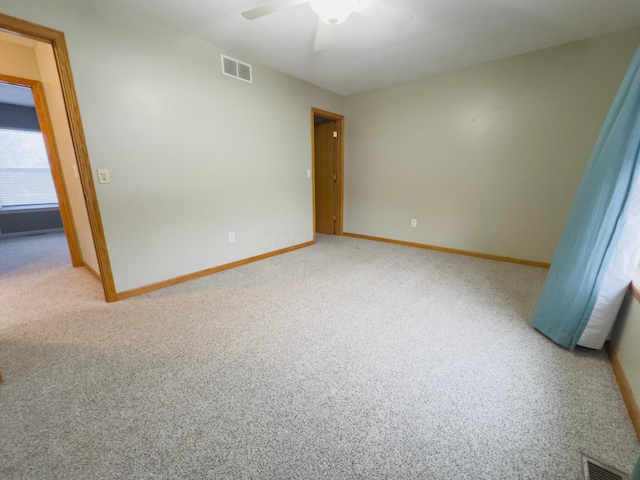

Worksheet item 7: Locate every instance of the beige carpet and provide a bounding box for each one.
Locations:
[0,232,104,330]
[1,232,638,479]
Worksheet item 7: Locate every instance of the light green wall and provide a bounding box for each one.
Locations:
[0,0,343,292]
[344,27,640,263]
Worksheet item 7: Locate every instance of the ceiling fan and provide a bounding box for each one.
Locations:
[242,0,413,51]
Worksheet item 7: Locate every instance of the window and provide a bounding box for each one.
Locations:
[0,128,57,208]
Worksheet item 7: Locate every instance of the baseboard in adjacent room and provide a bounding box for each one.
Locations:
[83,262,101,281]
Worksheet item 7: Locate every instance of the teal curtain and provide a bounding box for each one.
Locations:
[633,456,640,480]
[531,43,640,349]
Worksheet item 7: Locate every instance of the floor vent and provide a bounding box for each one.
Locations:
[583,455,628,480]
[220,54,253,84]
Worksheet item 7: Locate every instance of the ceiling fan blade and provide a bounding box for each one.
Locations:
[355,0,413,31]
[242,0,308,20]
[314,19,334,51]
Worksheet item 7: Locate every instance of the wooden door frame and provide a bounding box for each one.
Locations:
[311,108,344,239]
[0,73,82,266]
[0,13,117,302]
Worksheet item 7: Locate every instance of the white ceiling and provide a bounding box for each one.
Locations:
[106,0,640,95]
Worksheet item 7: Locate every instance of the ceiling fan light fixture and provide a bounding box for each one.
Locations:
[309,0,358,25]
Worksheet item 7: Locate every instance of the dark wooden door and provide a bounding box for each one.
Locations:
[314,120,336,234]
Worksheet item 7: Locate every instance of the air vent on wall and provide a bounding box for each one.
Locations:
[582,455,628,480]
[221,55,252,84]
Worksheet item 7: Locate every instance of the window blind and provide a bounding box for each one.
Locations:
[0,128,57,207]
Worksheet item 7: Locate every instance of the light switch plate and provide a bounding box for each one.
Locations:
[307,169,312,178]
[97,168,111,184]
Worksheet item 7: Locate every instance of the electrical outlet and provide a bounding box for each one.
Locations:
[97,168,111,184]
[228,232,236,243]
[411,219,417,228]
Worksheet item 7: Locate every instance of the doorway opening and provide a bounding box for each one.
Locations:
[311,108,344,237]
[0,75,82,265]
[0,13,116,301]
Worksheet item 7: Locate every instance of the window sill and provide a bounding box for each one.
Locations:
[0,204,59,214]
